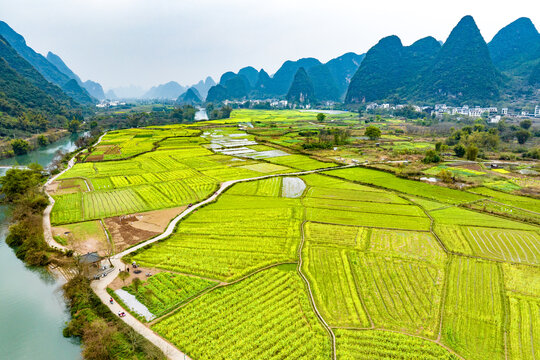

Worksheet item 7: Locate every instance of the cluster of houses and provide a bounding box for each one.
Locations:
[367,103,540,123]
[96,100,127,108]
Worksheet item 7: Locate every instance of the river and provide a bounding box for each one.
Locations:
[0,133,82,359]
[195,108,208,121]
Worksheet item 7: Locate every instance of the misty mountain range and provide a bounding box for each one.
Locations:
[0,15,538,110]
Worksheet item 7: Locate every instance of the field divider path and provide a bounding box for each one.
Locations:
[42,132,107,252]
[66,163,355,360]
[297,220,337,360]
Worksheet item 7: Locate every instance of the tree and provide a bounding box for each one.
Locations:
[520,119,532,130]
[365,125,381,140]
[132,277,142,293]
[438,169,454,183]
[435,142,442,152]
[90,121,98,130]
[423,149,441,163]
[316,113,326,122]
[515,129,531,144]
[37,135,48,147]
[0,165,43,202]
[221,105,233,119]
[465,144,479,161]
[118,270,129,285]
[68,119,81,133]
[453,144,466,157]
[11,139,30,155]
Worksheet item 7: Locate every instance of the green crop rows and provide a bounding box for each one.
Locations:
[335,329,459,360]
[152,265,332,360]
[123,272,216,318]
[69,111,540,360]
[442,258,505,360]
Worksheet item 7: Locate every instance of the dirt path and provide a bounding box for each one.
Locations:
[65,163,356,360]
[115,164,356,258]
[297,220,336,360]
[42,132,107,252]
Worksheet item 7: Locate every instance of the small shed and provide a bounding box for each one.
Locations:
[80,252,102,265]
[79,252,103,278]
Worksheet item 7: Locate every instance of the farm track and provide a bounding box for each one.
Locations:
[80,164,355,359]
[45,138,537,360]
[42,132,108,252]
[330,326,466,360]
[298,220,337,360]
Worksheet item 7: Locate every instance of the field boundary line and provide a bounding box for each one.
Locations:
[148,261,297,325]
[297,220,336,360]
[42,131,108,252]
[308,220,431,233]
[330,326,466,360]
[346,255,375,328]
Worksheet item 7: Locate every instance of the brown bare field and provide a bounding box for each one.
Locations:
[52,220,109,256]
[104,206,186,252]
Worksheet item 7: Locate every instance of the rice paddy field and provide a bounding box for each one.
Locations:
[55,110,540,360]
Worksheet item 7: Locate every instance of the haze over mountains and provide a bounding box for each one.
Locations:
[205,15,539,106]
[0,15,538,110]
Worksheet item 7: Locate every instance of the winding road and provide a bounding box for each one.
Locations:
[43,141,354,360]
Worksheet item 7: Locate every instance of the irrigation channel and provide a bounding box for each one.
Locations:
[0,133,82,360]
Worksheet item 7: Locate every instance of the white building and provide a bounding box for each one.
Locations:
[501,108,508,115]
[535,105,540,117]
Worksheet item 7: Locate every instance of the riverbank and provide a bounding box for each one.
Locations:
[1,132,165,360]
[0,134,82,360]
[0,129,70,160]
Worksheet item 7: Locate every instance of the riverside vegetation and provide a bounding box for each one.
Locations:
[0,135,166,360]
[47,109,539,360]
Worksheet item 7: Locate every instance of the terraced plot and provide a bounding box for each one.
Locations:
[50,192,82,225]
[302,243,370,327]
[368,228,446,264]
[306,186,407,204]
[508,294,540,360]
[306,207,430,230]
[304,222,366,249]
[267,154,337,170]
[152,265,332,360]
[325,167,482,204]
[467,199,540,225]
[226,177,282,197]
[430,206,539,230]
[123,272,216,318]
[349,253,444,337]
[442,258,505,360]
[461,227,540,265]
[130,194,302,281]
[469,187,540,213]
[335,329,459,360]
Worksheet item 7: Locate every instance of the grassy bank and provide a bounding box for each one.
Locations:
[1,162,165,359]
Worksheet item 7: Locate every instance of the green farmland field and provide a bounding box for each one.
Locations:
[123,272,216,317]
[152,265,332,360]
[442,258,505,360]
[57,110,540,360]
[335,329,459,360]
[325,167,483,204]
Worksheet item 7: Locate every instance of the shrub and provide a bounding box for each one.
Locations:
[465,144,479,161]
[11,139,30,155]
[423,150,441,164]
[453,144,466,157]
[365,125,381,140]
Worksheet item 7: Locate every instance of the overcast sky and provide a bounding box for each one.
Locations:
[0,0,538,90]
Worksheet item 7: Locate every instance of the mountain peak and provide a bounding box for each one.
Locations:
[287,67,315,103]
[418,15,501,104]
[488,17,540,72]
